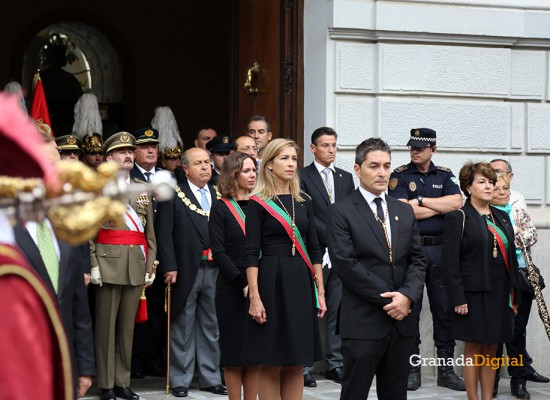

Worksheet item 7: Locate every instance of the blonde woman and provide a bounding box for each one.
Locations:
[244,138,327,400]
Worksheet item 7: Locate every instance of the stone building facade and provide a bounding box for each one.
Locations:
[303,0,550,375]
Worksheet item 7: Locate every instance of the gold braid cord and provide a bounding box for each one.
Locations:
[519,237,550,341]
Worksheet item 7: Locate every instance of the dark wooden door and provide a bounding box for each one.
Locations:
[233,0,303,150]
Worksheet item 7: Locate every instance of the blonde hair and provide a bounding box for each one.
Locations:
[251,138,304,201]
[496,172,510,186]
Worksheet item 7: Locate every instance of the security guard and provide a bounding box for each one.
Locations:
[388,128,464,392]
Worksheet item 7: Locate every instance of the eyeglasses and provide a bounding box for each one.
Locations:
[238,146,259,152]
[493,186,510,193]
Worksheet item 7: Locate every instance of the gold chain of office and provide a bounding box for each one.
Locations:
[173,184,221,217]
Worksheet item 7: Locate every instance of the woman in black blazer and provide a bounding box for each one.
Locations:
[442,162,520,400]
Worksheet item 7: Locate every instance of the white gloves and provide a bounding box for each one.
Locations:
[144,273,156,287]
[90,266,102,286]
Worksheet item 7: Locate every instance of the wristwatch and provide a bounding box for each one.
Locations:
[417,196,424,207]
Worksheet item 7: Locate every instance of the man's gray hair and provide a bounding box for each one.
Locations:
[490,158,513,173]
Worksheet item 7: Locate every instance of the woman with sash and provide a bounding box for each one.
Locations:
[244,138,327,400]
[491,173,544,399]
[442,162,520,400]
[209,152,259,400]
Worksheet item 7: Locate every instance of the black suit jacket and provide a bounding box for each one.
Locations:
[442,200,521,308]
[14,226,96,380]
[130,165,162,212]
[326,190,427,340]
[299,163,354,249]
[155,179,216,316]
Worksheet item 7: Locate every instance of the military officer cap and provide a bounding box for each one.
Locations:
[132,127,160,145]
[407,128,437,147]
[206,135,233,154]
[103,131,136,154]
[55,135,82,152]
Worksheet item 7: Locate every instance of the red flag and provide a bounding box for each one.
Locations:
[30,71,54,137]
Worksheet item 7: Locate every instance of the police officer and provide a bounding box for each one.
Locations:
[388,128,464,392]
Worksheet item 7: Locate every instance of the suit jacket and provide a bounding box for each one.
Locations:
[326,190,427,340]
[14,226,96,379]
[90,176,157,285]
[130,165,162,212]
[442,200,521,308]
[155,178,217,316]
[299,163,354,249]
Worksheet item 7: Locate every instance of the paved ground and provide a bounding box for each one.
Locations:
[82,374,550,399]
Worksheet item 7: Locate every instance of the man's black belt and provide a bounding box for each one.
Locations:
[421,235,443,245]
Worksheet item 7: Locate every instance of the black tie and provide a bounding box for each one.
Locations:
[373,197,385,223]
[144,172,151,182]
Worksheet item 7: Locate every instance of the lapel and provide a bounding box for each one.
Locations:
[130,165,146,182]
[13,226,57,295]
[57,241,70,299]
[305,163,330,205]
[387,195,400,258]
[333,167,346,201]
[352,190,390,259]
[181,180,208,239]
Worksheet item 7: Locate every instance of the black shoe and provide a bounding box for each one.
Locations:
[511,381,531,400]
[172,386,189,397]
[143,363,165,377]
[200,384,228,395]
[407,369,421,391]
[437,371,466,391]
[524,371,550,383]
[113,386,139,400]
[325,367,343,384]
[130,370,144,379]
[303,370,317,387]
[100,389,116,400]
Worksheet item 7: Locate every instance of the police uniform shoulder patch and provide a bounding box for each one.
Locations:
[389,178,398,191]
[436,166,451,173]
[394,164,408,173]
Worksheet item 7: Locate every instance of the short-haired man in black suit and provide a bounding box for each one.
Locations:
[327,138,427,399]
[299,127,354,386]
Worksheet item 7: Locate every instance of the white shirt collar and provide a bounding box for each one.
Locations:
[136,163,156,175]
[0,211,15,245]
[313,160,335,174]
[187,179,209,194]
[358,186,386,206]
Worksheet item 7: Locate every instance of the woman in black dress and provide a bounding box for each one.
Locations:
[244,138,327,400]
[209,152,259,400]
[442,162,520,400]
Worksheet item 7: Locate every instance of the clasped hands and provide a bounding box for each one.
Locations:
[381,291,412,321]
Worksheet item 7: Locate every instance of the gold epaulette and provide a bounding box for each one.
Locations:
[393,164,408,173]
[436,166,451,173]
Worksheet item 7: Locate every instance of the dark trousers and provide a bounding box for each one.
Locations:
[411,244,455,354]
[305,265,343,373]
[496,290,535,380]
[341,325,414,400]
[132,277,167,371]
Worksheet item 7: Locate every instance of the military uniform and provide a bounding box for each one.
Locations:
[388,128,464,392]
[91,132,157,396]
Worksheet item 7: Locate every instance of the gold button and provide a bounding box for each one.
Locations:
[130,244,134,248]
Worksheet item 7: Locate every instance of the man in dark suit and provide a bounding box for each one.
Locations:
[15,222,95,399]
[326,138,427,400]
[299,127,354,386]
[129,127,165,379]
[155,147,227,397]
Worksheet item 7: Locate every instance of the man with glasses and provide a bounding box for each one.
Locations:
[234,134,259,160]
[388,128,464,392]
